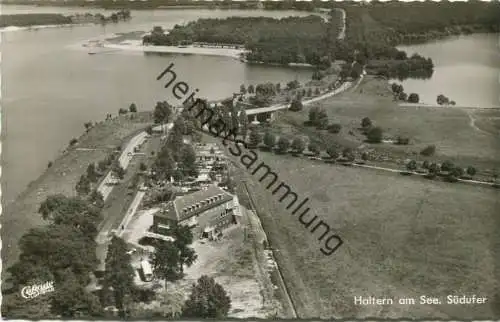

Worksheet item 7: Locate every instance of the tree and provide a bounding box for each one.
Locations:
[139,162,147,172]
[118,108,128,115]
[89,189,104,208]
[398,92,408,102]
[146,126,153,135]
[238,110,248,139]
[286,80,300,90]
[450,166,464,179]
[248,130,261,148]
[129,103,137,113]
[406,160,417,171]
[326,145,338,159]
[315,88,321,95]
[420,144,436,156]
[291,137,305,154]
[396,136,410,145]
[361,152,369,161]
[361,117,372,129]
[342,147,355,161]
[428,162,440,177]
[86,163,98,183]
[466,166,477,178]
[276,137,290,154]
[84,122,93,131]
[112,162,126,180]
[51,269,101,318]
[239,84,247,94]
[289,98,303,111]
[440,160,455,172]
[437,94,449,105]
[263,131,276,150]
[173,225,197,274]
[366,126,383,143]
[180,145,197,177]
[182,275,231,318]
[275,83,281,93]
[154,101,172,124]
[308,142,320,155]
[153,241,182,282]
[307,88,313,97]
[422,160,430,169]
[75,175,91,195]
[327,123,342,134]
[247,84,254,94]
[103,236,135,315]
[408,93,419,103]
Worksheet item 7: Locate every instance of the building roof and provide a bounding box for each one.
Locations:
[157,185,233,222]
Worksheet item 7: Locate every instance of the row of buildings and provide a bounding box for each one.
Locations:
[152,143,242,241]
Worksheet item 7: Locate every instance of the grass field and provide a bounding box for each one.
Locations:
[274,76,500,176]
[1,113,152,278]
[227,148,500,319]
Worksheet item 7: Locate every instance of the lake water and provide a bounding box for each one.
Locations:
[1,5,316,204]
[1,6,498,204]
[396,33,500,107]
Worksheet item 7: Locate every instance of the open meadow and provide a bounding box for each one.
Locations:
[275,76,500,175]
[229,149,500,319]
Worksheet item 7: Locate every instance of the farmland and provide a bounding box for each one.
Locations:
[230,150,499,319]
[273,76,500,178]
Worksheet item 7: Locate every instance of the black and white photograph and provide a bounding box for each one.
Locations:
[0,0,499,319]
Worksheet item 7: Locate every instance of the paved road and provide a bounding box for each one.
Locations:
[96,123,171,200]
[336,8,346,40]
[117,191,146,238]
[352,163,497,187]
[245,81,355,116]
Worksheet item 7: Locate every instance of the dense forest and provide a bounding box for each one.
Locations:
[0,14,72,27]
[0,10,131,27]
[341,1,500,48]
[144,14,343,67]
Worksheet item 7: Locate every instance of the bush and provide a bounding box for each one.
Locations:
[408,93,420,103]
[276,137,290,154]
[396,136,410,145]
[327,123,342,134]
[361,117,372,128]
[366,127,383,143]
[69,138,78,146]
[420,144,436,156]
[440,160,455,172]
[308,142,320,155]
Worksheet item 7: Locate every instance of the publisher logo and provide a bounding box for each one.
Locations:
[21,281,55,299]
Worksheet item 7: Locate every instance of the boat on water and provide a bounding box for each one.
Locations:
[88,52,96,55]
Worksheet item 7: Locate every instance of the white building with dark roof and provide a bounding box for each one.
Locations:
[153,185,241,239]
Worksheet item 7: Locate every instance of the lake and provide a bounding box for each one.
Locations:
[0,5,316,204]
[1,5,498,204]
[396,33,500,107]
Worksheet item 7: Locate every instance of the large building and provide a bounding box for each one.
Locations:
[153,185,241,240]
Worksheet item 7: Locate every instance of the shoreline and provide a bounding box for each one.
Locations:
[1,113,153,273]
[398,102,500,110]
[0,22,94,32]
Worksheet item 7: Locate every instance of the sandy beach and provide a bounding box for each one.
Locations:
[100,39,249,60]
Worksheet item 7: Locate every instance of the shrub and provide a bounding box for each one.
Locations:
[69,138,78,146]
[440,160,455,172]
[276,137,290,154]
[366,127,383,143]
[408,93,420,103]
[396,136,410,145]
[361,117,372,128]
[420,144,436,156]
[327,123,342,134]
